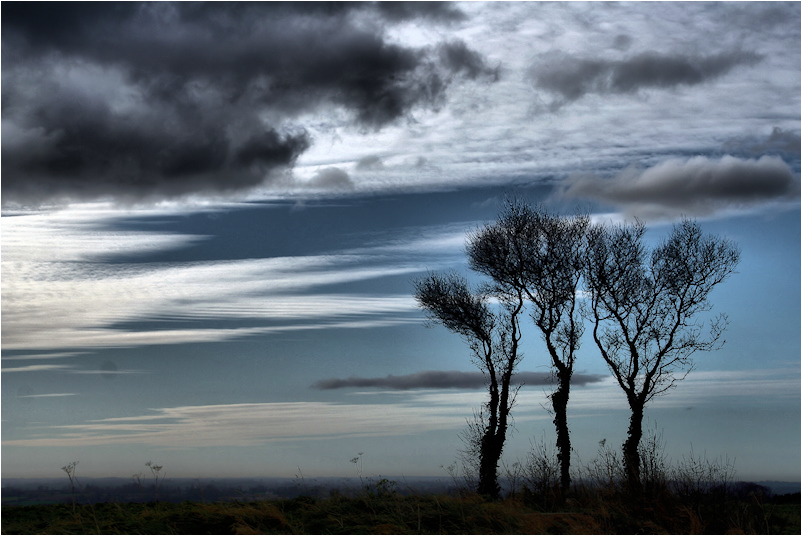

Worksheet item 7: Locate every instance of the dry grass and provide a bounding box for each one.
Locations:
[2,486,799,535]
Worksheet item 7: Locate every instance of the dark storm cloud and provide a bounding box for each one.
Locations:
[1,2,491,204]
[0,2,465,54]
[2,101,311,202]
[531,50,762,109]
[560,155,799,219]
[311,370,605,390]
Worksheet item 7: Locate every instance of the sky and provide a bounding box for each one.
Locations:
[1,2,800,484]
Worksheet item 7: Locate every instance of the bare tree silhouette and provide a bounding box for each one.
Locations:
[466,199,589,499]
[414,272,524,499]
[583,219,740,492]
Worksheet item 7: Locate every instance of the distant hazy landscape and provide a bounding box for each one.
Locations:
[3,476,800,507]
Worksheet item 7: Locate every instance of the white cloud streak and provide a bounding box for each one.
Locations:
[2,351,88,361]
[1,205,450,352]
[2,401,467,448]
[2,364,73,373]
[18,393,77,398]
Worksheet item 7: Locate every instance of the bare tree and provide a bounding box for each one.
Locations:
[466,199,589,498]
[583,219,740,492]
[414,272,524,499]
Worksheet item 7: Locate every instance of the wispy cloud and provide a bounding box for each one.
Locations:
[2,351,88,361]
[69,369,145,376]
[666,368,801,404]
[1,401,469,448]
[2,364,72,373]
[18,393,77,398]
[724,127,802,159]
[2,205,462,352]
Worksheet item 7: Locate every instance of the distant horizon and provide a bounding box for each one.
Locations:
[3,475,800,508]
[4,475,801,485]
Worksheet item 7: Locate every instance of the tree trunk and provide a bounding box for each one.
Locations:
[551,369,572,498]
[477,379,502,499]
[477,431,503,499]
[623,403,644,493]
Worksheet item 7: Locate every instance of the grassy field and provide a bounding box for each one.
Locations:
[2,488,799,535]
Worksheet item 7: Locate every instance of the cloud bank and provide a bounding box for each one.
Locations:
[560,155,799,219]
[1,2,496,205]
[311,370,605,390]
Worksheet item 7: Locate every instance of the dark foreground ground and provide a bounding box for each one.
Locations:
[2,490,800,535]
